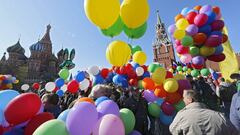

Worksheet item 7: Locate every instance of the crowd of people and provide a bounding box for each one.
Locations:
[14,72,239,135]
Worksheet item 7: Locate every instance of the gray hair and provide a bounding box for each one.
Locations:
[89,84,113,99]
[184,89,199,102]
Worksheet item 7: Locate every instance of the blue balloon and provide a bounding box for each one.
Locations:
[206,11,216,24]
[95,96,110,106]
[155,98,164,106]
[106,72,114,83]
[93,74,104,85]
[56,90,64,97]
[142,71,150,78]
[181,7,191,16]
[214,45,224,55]
[75,71,85,82]
[187,9,198,14]
[0,90,19,111]
[159,110,175,125]
[0,109,4,125]
[199,25,211,35]
[3,127,24,135]
[2,79,10,84]
[212,72,219,80]
[113,75,124,84]
[55,78,65,88]
[57,109,70,122]
[132,63,140,70]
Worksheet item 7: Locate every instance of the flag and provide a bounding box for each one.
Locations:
[219,26,239,82]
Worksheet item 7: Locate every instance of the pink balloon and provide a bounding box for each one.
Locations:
[180,54,192,64]
[175,40,181,46]
[93,114,125,135]
[205,35,222,47]
[194,14,208,27]
[161,102,175,116]
[176,45,189,54]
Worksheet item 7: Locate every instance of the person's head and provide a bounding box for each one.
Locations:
[41,93,59,107]
[89,84,113,99]
[183,89,199,106]
[186,74,193,82]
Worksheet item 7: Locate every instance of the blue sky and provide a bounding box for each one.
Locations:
[0,0,239,73]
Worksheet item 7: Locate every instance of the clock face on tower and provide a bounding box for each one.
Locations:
[153,11,175,69]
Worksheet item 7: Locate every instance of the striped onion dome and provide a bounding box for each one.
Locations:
[30,41,44,52]
[7,41,25,54]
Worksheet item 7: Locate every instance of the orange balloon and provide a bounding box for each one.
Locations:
[213,6,220,15]
[193,33,207,45]
[194,5,202,11]
[166,92,182,104]
[142,78,155,90]
[154,85,167,98]
[78,97,95,105]
[175,14,184,22]
[222,34,228,43]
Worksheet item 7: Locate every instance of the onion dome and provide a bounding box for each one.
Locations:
[50,54,58,61]
[7,40,25,54]
[57,49,64,57]
[30,41,44,52]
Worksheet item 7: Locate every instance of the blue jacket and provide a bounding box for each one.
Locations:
[230,92,240,131]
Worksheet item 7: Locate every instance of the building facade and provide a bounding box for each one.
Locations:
[153,11,175,69]
[0,25,64,84]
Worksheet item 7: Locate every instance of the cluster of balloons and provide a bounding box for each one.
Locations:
[141,66,191,125]
[84,0,149,39]
[168,5,228,69]
[0,91,54,135]
[0,75,18,90]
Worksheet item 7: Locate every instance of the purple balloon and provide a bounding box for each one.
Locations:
[129,130,142,135]
[168,24,175,35]
[93,114,125,135]
[186,24,199,36]
[161,102,175,116]
[192,56,204,65]
[143,90,158,103]
[205,35,222,47]
[177,80,192,96]
[199,5,212,14]
[211,20,224,31]
[66,102,98,135]
[97,100,120,118]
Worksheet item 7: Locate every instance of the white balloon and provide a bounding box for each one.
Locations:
[21,84,30,91]
[88,66,100,75]
[80,79,90,90]
[45,82,56,92]
[136,67,144,76]
[61,84,68,93]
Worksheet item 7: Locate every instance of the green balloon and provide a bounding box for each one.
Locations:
[200,68,210,76]
[182,66,188,72]
[148,63,161,73]
[190,46,200,56]
[148,103,161,118]
[191,69,199,77]
[131,45,142,55]
[181,36,193,47]
[58,69,70,80]
[101,16,124,37]
[177,66,183,71]
[120,108,136,134]
[138,80,144,89]
[174,100,185,112]
[124,22,147,39]
[33,119,69,135]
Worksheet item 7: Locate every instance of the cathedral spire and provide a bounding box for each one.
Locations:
[40,24,52,44]
[157,10,162,25]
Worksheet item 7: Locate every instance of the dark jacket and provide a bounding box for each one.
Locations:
[230,92,240,131]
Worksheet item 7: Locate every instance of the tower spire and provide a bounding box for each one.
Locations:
[157,10,162,24]
[40,24,52,44]
[1,52,6,61]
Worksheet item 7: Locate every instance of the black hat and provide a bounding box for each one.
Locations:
[230,73,240,80]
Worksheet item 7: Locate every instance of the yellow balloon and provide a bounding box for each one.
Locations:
[169,68,174,73]
[84,0,120,29]
[174,74,185,80]
[200,46,215,57]
[173,29,185,40]
[187,69,192,74]
[120,0,149,28]
[163,78,179,93]
[132,51,147,65]
[176,18,189,30]
[106,40,131,67]
[151,67,166,85]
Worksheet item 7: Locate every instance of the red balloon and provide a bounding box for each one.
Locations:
[142,65,148,72]
[191,63,204,70]
[194,13,208,27]
[24,112,54,135]
[154,85,167,98]
[101,68,110,79]
[176,45,189,54]
[207,53,226,62]
[211,20,224,31]
[67,80,79,94]
[213,6,220,15]
[222,34,228,43]
[127,70,137,79]
[32,83,40,90]
[186,12,197,24]
[161,102,175,116]
[142,78,155,91]
[52,87,58,93]
[165,71,173,79]
[129,79,138,86]
[193,33,207,45]
[4,93,41,126]
[166,92,182,104]
[205,35,222,47]
[0,125,3,135]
